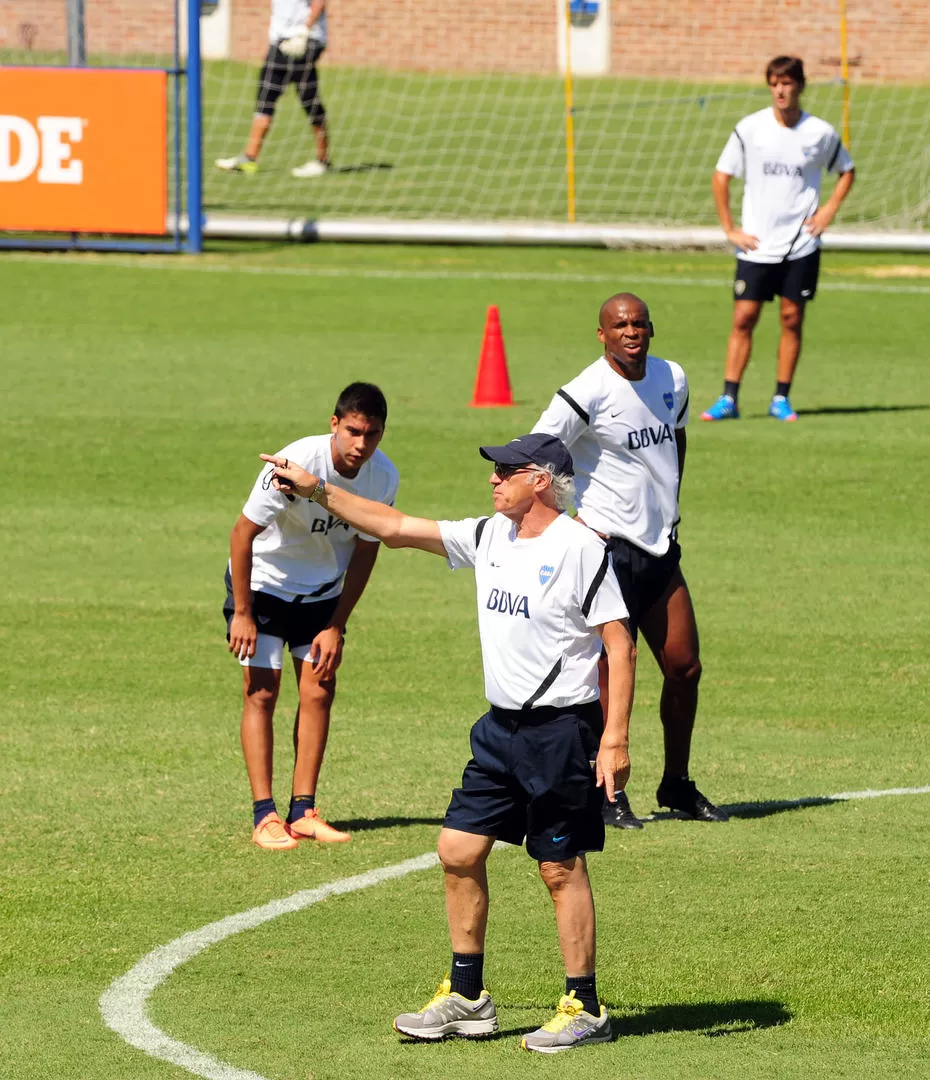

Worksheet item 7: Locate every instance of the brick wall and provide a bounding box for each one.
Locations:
[3,0,928,81]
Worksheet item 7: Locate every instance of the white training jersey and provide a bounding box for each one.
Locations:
[715,107,853,263]
[438,512,627,711]
[239,433,398,602]
[533,355,688,556]
[268,0,327,46]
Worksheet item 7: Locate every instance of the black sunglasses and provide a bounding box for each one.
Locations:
[493,462,537,479]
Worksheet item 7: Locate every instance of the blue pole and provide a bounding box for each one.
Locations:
[185,0,203,252]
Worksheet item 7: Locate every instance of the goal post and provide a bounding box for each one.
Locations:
[196,0,929,251]
[0,0,203,252]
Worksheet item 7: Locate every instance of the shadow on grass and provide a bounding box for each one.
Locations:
[330,815,445,832]
[609,999,791,1038]
[722,795,840,818]
[397,999,791,1045]
[797,404,930,416]
[329,161,394,175]
[741,403,930,420]
[645,795,841,823]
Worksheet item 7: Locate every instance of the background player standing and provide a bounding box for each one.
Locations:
[215,0,331,178]
[703,55,855,423]
[225,382,398,849]
[534,293,727,829]
[262,433,636,1053]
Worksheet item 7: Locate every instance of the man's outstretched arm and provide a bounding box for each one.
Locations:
[259,454,448,557]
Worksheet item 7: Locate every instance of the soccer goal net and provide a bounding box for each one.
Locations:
[199,0,930,246]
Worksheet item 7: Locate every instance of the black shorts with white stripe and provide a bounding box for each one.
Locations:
[607,536,681,641]
[734,249,821,304]
[255,42,326,123]
[222,568,339,648]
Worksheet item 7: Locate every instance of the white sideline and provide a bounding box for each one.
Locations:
[4,252,930,294]
[100,785,930,1080]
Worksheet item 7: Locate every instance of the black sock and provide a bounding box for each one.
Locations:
[724,380,741,404]
[775,381,791,399]
[252,798,276,828]
[450,952,485,1000]
[288,794,315,823]
[566,974,599,1016]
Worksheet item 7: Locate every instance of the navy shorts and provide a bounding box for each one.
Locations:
[734,250,820,304]
[255,42,326,123]
[607,536,681,641]
[444,701,605,863]
[222,568,339,649]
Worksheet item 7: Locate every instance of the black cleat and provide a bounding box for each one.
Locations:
[603,790,644,830]
[656,777,729,822]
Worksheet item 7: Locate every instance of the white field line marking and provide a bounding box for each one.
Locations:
[4,252,930,294]
[100,786,930,1080]
[99,852,439,1080]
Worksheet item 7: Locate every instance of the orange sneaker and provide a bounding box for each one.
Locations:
[286,808,351,843]
[252,811,299,850]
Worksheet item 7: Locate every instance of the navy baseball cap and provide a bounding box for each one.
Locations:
[479,433,574,477]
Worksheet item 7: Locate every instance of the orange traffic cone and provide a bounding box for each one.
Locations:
[470,305,514,407]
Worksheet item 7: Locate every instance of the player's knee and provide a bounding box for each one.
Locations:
[733,310,759,334]
[299,678,334,709]
[780,308,803,333]
[664,655,702,687]
[244,682,277,712]
[538,858,581,894]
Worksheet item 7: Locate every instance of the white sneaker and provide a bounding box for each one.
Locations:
[215,153,258,175]
[291,159,329,179]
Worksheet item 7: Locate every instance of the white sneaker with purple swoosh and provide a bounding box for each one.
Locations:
[393,977,498,1040]
[521,991,612,1053]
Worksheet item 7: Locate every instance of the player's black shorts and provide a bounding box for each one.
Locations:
[444,700,605,863]
[255,42,326,123]
[607,536,681,641]
[734,250,820,304]
[223,568,339,648]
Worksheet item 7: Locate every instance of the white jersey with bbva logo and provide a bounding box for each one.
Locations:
[716,107,853,264]
[533,355,688,556]
[268,0,328,46]
[438,512,627,711]
[240,434,398,602]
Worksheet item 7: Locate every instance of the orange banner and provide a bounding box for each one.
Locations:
[0,68,167,235]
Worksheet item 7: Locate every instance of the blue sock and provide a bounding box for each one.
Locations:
[252,798,276,829]
[566,974,599,1016]
[288,794,315,823]
[450,952,484,1000]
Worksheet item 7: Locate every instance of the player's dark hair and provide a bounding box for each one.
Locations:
[766,55,806,88]
[334,382,388,424]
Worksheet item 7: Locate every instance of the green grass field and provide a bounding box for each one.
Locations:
[2,243,930,1080]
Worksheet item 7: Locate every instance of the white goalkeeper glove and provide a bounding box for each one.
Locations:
[278,25,309,58]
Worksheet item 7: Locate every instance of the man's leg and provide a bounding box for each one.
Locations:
[438,827,495,955]
[216,49,281,171]
[393,828,499,1040]
[641,572,727,821]
[768,296,806,421]
[725,299,764,385]
[703,299,763,419]
[313,121,329,165]
[240,665,281,802]
[286,657,348,841]
[241,664,298,848]
[521,855,611,1052]
[245,114,273,161]
[539,855,595,978]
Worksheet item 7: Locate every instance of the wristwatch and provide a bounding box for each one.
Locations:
[307,477,327,503]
